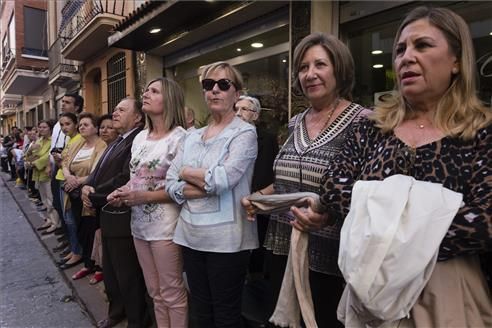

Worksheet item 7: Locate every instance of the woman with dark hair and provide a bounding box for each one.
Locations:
[98,114,118,145]
[59,113,107,277]
[108,77,188,327]
[50,112,81,256]
[295,7,492,327]
[242,33,369,326]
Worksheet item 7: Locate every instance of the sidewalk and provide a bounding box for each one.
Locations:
[1,172,126,328]
[2,171,271,328]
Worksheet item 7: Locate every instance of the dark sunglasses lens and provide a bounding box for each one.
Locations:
[202,79,215,91]
[217,79,232,91]
[201,79,233,91]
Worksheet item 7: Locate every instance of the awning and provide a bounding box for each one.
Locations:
[108,1,288,57]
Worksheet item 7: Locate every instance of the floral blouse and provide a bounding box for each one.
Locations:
[129,127,186,241]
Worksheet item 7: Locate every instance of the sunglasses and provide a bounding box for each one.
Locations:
[201,79,237,91]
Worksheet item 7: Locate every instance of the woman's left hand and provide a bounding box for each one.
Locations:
[113,185,141,207]
[64,175,79,192]
[290,197,329,232]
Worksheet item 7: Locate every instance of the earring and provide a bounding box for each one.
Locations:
[452,67,459,74]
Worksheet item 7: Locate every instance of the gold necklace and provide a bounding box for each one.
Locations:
[312,97,341,137]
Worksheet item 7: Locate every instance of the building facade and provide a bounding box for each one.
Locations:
[1,0,50,135]
[3,1,491,134]
[108,1,492,138]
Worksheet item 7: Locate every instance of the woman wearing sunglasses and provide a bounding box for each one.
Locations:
[166,61,258,327]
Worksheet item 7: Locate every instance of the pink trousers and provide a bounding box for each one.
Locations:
[133,238,188,327]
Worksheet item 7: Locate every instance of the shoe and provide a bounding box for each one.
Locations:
[36,223,51,231]
[54,228,64,236]
[37,206,47,212]
[41,227,55,235]
[89,271,104,285]
[59,248,71,257]
[96,317,122,328]
[59,258,83,270]
[56,258,69,266]
[52,241,69,252]
[72,267,93,280]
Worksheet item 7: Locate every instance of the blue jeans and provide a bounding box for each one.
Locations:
[61,189,82,255]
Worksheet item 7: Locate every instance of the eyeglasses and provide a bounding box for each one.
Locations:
[235,105,257,113]
[201,78,237,91]
[101,202,130,215]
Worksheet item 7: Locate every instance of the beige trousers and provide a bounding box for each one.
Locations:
[134,238,188,328]
[37,181,60,228]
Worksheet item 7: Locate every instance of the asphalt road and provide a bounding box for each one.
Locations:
[0,181,93,328]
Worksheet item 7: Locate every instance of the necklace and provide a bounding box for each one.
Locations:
[311,97,341,138]
[418,124,425,129]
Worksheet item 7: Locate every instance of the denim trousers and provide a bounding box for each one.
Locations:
[61,189,82,255]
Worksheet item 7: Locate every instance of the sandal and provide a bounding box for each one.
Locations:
[89,271,103,285]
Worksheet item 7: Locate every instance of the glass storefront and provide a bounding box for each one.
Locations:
[170,19,289,136]
[341,1,492,108]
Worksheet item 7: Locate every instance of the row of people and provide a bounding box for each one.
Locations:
[10,5,491,327]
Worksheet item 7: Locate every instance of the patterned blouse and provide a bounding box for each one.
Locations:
[264,102,369,276]
[320,119,492,261]
[129,127,186,241]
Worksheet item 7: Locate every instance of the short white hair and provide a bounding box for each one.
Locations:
[238,95,261,114]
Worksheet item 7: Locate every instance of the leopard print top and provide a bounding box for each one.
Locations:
[320,118,492,261]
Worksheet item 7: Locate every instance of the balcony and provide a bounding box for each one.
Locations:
[0,94,22,117]
[59,0,126,61]
[1,48,48,96]
[1,48,15,76]
[48,38,80,88]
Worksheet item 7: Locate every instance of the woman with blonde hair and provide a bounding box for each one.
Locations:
[293,6,492,327]
[108,77,188,327]
[166,61,258,327]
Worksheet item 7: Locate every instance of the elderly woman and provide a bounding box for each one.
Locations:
[296,7,492,326]
[166,61,258,327]
[60,113,107,274]
[88,113,118,285]
[98,114,118,145]
[108,77,188,327]
[242,33,369,326]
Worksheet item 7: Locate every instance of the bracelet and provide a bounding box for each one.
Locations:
[257,190,264,195]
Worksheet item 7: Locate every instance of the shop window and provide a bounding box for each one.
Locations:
[23,6,48,57]
[107,52,126,112]
[172,22,289,137]
[341,1,492,107]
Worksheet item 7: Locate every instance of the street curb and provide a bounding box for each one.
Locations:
[1,173,108,327]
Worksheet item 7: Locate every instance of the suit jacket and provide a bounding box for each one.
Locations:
[252,126,279,192]
[87,127,142,237]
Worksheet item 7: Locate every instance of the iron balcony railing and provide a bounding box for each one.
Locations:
[59,0,126,47]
